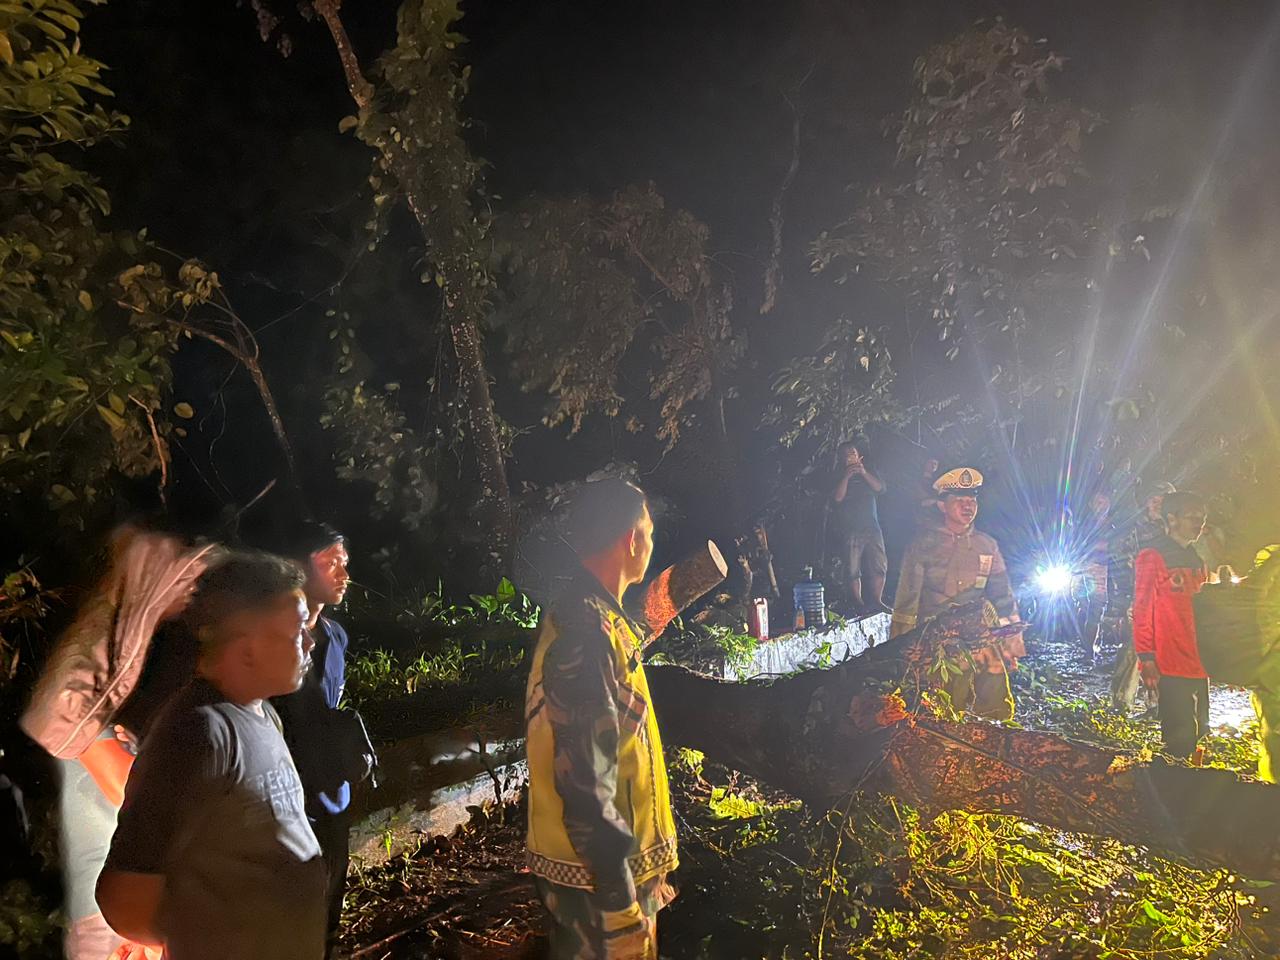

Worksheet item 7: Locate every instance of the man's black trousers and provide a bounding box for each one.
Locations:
[312,810,353,948]
[1158,675,1210,759]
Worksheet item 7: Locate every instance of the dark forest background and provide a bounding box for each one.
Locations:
[4,0,1280,669]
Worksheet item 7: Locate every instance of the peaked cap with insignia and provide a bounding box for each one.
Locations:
[933,467,984,496]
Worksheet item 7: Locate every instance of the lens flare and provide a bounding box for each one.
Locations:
[1036,564,1073,595]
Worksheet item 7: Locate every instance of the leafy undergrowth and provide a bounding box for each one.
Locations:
[338,740,1278,959]
[660,743,1277,960]
[340,579,537,740]
[337,630,1280,959]
[340,583,771,740]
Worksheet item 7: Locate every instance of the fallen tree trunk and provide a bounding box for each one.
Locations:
[647,602,1280,880]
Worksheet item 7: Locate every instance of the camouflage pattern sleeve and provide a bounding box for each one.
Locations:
[542,598,638,911]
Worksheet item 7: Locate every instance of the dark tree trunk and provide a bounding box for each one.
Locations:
[314,0,513,568]
[647,603,1280,881]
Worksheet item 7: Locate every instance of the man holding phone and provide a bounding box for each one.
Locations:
[830,440,888,614]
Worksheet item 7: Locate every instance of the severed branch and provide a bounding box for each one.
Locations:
[162,315,298,482]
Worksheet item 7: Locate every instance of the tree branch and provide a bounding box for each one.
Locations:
[312,0,374,108]
[645,605,1280,880]
[129,395,168,507]
[161,316,299,482]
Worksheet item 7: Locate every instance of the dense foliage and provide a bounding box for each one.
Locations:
[0,0,172,511]
[496,183,742,448]
[813,22,1102,351]
[765,318,900,461]
[0,0,281,533]
[655,674,1274,960]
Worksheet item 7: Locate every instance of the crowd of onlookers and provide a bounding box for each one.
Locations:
[829,440,1278,775]
[20,521,368,960]
[15,456,1275,960]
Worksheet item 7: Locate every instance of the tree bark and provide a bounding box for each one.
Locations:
[646,602,1280,881]
[313,0,514,568]
[163,317,299,485]
[760,94,801,316]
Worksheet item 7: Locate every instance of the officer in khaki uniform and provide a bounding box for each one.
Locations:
[890,467,1025,720]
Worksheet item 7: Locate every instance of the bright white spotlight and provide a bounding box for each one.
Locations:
[1036,564,1073,596]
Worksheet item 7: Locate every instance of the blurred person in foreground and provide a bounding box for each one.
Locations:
[269,522,375,953]
[890,467,1024,720]
[19,524,215,960]
[97,553,327,959]
[1134,492,1211,761]
[525,479,677,960]
[1248,544,1280,782]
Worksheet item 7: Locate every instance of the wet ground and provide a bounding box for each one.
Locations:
[1022,625,1258,738]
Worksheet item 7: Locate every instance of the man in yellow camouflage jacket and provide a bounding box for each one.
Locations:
[526,479,677,960]
[890,467,1024,720]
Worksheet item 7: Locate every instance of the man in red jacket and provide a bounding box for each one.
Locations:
[1134,491,1210,759]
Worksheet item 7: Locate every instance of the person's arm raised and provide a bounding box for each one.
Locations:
[832,467,855,503]
[861,465,885,494]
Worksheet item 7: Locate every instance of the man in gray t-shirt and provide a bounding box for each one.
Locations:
[98,553,328,960]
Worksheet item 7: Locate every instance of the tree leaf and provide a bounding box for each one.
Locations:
[338,115,358,134]
[173,401,195,419]
[96,404,126,430]
[77,289,93,310]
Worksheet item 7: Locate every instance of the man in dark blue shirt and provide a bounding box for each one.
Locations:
[269,522,354,952]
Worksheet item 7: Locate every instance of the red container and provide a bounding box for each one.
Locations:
[748,597,770,642]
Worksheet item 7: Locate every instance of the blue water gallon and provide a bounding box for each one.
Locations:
[793,566,826,629]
